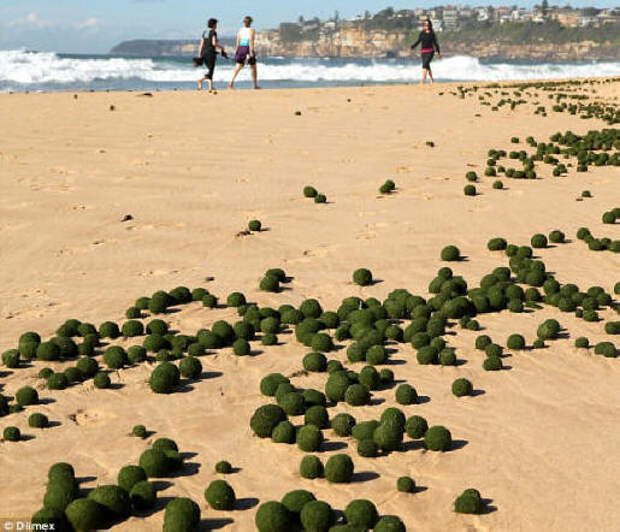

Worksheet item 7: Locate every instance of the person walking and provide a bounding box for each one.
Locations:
[410,19,441,84]
[196,18,227,91]
[229,16,260,89]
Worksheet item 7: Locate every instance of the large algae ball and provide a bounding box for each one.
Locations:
[353,268,373,286]
[250,404,287,438]
[205,480,236,511]
[325,454,354,483]
[424,425,452,451]
[255,501,291,532]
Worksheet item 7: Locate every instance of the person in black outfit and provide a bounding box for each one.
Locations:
[197,18,226,92]
[410,19,441,84]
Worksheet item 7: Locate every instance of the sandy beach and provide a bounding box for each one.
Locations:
[0,80,619,531]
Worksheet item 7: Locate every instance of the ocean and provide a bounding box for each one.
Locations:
[1,49,619,92]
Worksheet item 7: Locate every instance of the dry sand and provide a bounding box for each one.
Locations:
[0,80,619,531]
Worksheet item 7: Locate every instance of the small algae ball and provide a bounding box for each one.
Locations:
[454,489,483,514]
[300,455,323,479]
[325,454,354,483]
[88,485,131,520]
[248,219,262,232]
[353,268,373,286]
[464,184,476,196]
[227,292,246,307]
[314,194,327,204]
[149,362,180,393]
[205,479,236,511]
[395,384,417,405]
[357,438,379,457]
[2,349,20,368]
[28,412,49,428]
[507,334,526,350]
[3,426,21,441]
[163,497,201,532]
[424,425,452,451]
[373,422,404,452]
[48,373,69,390]
[305,405,329,429]
[441,245,461,261]
[375,516,406,532]
[345,383,370,406]
[215,460,233,474]
[16,385,38,406]
[37,341,61,361]
[104,346,127,369]
[130,481,157,510]
[297,424,323,452]
[397,476,416,493]
[594,342,617,358]
[118,465,147,492]
[132,424,147,438]
[233,338,251,356]
[260,373,290,396]
[250,404,287,438]
[483,356,503,371]
[65,498,103,531]
[179,356,202,379]
[301,500,334,532]
[303,352,328,372]
[122,320,144,337]
[304,186,318,198]
[451,378,473,397]
[311,333,333,353]
[93,372,111,389]
[255,501,292,532]
[281,489,316,516]
[331,413,356,437]
[531,233,548,248]
[281,392,305,415]
[139,449,170,477]
[405,415,428,439]
[344,499,378,529]
[493,180,504,189]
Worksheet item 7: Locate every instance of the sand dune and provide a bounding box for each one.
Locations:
[0,80,618,531]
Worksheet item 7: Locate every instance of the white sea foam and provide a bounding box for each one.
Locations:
[0,49,618,88]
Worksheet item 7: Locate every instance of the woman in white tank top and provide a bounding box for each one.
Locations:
[229,16,260,89]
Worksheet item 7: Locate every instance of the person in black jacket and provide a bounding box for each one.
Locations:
[410,19,441,84]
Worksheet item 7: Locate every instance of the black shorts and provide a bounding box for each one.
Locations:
[421,52,434,70]
[204,53,216,79]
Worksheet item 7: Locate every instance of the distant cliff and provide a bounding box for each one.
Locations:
[110,38,234,57]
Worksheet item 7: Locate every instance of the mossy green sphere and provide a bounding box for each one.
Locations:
[214,460,233,474]
[311,333,334,353]
[16,385,38,406]
[3,426,21,441]
[248,219,262,232]
[163,497,201,532]
[139,449,170,478]
[179,356,202,379]
[251,404,287,438]
[452,378,473,397]
[314,194,327,204]
[439,348,457,366]
[325,454,354,483]
[205,479,236,511]
[297,424,323,452]
[303,352,327,372]
[353,268,373,286]
[280,392,305,416]
[507,334,526,350]
[227,292,246,308]
[464,184,476,196]
[300,455,323,479]
[2,349,20,368]
[28,412,49,428]
[118,465,147,492]
[395,384,417,405]
[255,501,292,532]
[43,478,78,511]
[405,415,428,439]
[121,320,144,337]
[149,362,180,393]
[424,425,452,451]
[357,438,379,457]
[454,492,483,514]
[531,233,548,248]
[300,500,333,532]
[345,499,378,529]
[48,462,75,482]
[47,372,68,390]
[233,338,251,356]
[345,383,370,406]
[305,405,329,429]
[483,356,503,371]
[281,489,316,516]
[397,476,416,493]
[352,420,380,441]
[325,371,351,403]
[65,498,103,531]
[374,515,406,532]
[373,422,404,452]
[441,245,461,261]
[331,413,356,437]
[132,424,147,438]
[88,485,130,520]
[260,373,290,396]
[130,480,157,510]
[93,372,111,389]
[104,346,126,369]
[37,341,61,361]
[594,342,617,358]
[39,367,53,379]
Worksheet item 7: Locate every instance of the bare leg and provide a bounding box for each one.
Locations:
[427,67,434,84]
[229,64,243,89]
[207,79,213,92]
[197,76,206,90]
[421,69,427,84]
[250,64,260,89]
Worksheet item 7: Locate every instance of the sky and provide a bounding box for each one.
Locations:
[0,0,616,54]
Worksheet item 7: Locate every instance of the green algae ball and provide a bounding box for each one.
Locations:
[248,220,262,232]
[483,356,503,371]
[451,378,472,397]
[375,515,406,532]
[250,404,287,438]
[395,384,417,405]
[297,424,323,452]
[345,383,370,406]
[16,385,38,406]
[88,485,130,520]
[139,449,170,478]
[281,489,316,516]
[205,479,236,511]
[300,455,323,479]
[424,425,452,451]
[163,497,201,532]
[65,498,103,531]
[28,412,49,428]
[130,480,157,510]
[325,454,354,483]
[441,245,461,261]
[507,334,526,350]
[397,476,416,493]
[331,413,356,437]
[344,499,378,529]
[405,415,428,439]
[179,356,202,379]
[353,268,373,286]
[301,500,334,532]
[255,501,292,532]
